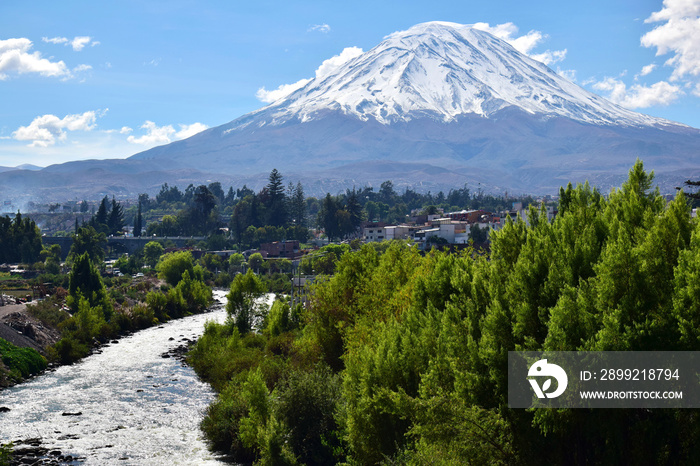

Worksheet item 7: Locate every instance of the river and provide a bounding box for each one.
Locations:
[0,290,231,465]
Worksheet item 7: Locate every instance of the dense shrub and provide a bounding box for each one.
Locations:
[0,337,47,381]
[191,162,700,465]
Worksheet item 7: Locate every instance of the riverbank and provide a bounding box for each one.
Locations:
[0,290,230,465]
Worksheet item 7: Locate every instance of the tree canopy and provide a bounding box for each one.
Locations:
[190,160,700,465]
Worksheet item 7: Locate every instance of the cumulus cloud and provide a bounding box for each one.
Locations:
[256,46,364,103]
[592,77,682,108]
[71,36,92,51]
[42,35,99,51]
[308,24,331,33]
[175,122,208,139]
[127,121,208,146]
[13,110,100,147]
[315,46,363,78]
[642,0,700,81]
[640,64,657,76]
[0,38,70,79]
[472,22,567,64]
[584,1,698,110]
[531,49,568,66]
[256,79,312,103]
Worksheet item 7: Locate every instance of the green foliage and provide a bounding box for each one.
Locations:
[114,253,143,276]
[266,300,293,337]
[0,442,12,466]
[68,252,112,317]
[247,253,264,273]
[227,269,267,334]
[175,269,213,314]
[0,212,43,264]
[143,241,164,268]
[0,337,47,382]
[229,253,245,268]
[276,365,343,465]
[26,296,71,328]
[68,226,106,264]
[156,250,196,286]
[190,161,700,465]
[469,223,489,243]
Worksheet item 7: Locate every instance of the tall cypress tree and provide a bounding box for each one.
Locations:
[95,196,109,227]
[291,181,306,227]
[107,198,124,235]
[134,200,143,237]
[266,168,287,227]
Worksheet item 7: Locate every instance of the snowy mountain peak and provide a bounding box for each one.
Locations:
[247,21,668,128]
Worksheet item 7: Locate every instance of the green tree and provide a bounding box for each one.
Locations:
[0,212,42,263]
[229,252,245,266]
[266,169,287,227]
[134,199,143,237]
[95,196,109,227]
[290,181,306,227]
[248,252,264,273]
[469,223,489,243]
[156,251,196,286]
[68,226,106,264]
[67,252,111,318]
[318,194,340,241]
[227,269,267,334]
[107,198,124,235]
[143,241,164,268]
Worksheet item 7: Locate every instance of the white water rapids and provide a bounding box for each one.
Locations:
[0,290,232,465]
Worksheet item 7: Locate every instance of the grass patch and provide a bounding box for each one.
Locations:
[0,337,47,382]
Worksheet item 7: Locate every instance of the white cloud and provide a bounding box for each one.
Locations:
[120,126,133,134]
[256,79,312,103]
[127,121,208,146]
[472,22,567,64]
[127,121,175,145]
[70,36,92,51]
[42,35,99,51]
[308,24,331,33]
[531,49,568,66]
[0,38,70,79]
[73,64,92,73]
[42,37,69,45]
[557,68,577,82]
[640,64,657,76]
[175,122,208,139]
[592,77,682,108]
[256,46,364,103]
[642,0,700,81]
[314,46,363,78]
[13,111,100,147]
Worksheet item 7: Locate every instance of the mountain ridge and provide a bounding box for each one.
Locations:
[2,21,699,203]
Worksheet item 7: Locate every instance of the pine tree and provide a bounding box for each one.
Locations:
[291,181,306,227]
[134,200,143,237]
[107,198,124,235]
[319,194,340,241]
[346,188,363,232]
[95,196,109,226]
[266,168,287,227]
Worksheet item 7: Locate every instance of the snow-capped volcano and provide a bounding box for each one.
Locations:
[4,21,699,202]
[121,21,700,195]
[247,21,668,128]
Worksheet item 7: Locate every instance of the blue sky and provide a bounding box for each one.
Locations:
[1,0,698,167]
